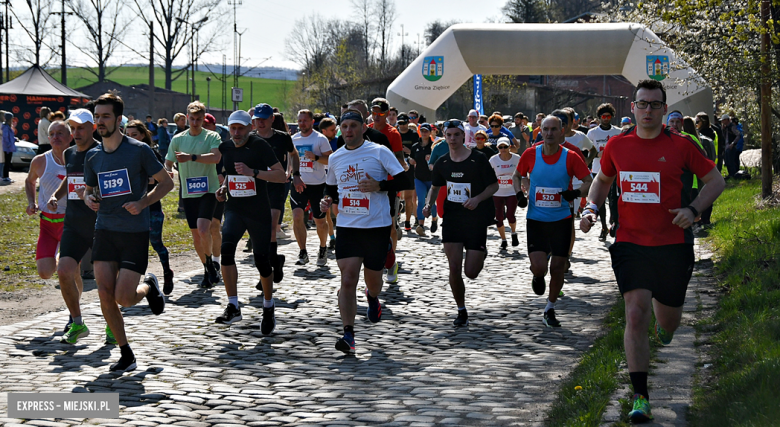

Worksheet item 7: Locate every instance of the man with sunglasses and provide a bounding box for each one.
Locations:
[586,103,623,241]
[423,119,499,327]
[581,79,724,423]
[464,109,487,148]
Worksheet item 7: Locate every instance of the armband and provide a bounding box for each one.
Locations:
[686,205,699,217]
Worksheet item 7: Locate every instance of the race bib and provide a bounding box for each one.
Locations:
[97,169,131,198]
[186,176,208,195]
[620,171,661,203]
[227,175,256,197]
[67,176,86,200]
[534,187,562,207]
[446,181,471,203]
[340,191,370,215]
[498,176,513,189]
[297,145,314,172]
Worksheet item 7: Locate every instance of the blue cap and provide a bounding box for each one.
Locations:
[228,110,252,126]
[419,123,432,131]
[252,103,273,119]
[574,113,580,120]
[621,117,632,125]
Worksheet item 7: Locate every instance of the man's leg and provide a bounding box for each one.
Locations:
[36,258,57,280]
[292,208,307,250]
[337,257,363,328]
[404,189,416,226]
[652,299,684,335]
[548,256,567,303]
[57,257,83,319]
[313,218,328,247]
[196,217,213,260]
[463,249,486,280]
[623,288,653,394]
[95,261,127,346]
[210,219,222,261]
[443,243,465,308]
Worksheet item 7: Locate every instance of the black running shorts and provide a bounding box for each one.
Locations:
[222,209,272,257]
[526,217,573,258]
[212,200,225,221]
[335,226,391,271]
[610,242,694,307]
[290,183,326,219]
[183,192,218,229]
[268,182,289,211]
[59,222,95,263]
[442,219,488,252]
[92,229,149,274]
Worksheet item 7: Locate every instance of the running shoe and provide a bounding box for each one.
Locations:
[261,305,276,335]
[296,249,309,265]
[511,233,519,247]
[64,315,73,333]
[207,261,221,284]
[329,237,336,250]
[243,238,253,252]
[335,332,355,353]
[163,269,174,295]
[453,309,469,327]
[144,273,165,315]
[655,322,674,345]
[416,224,426,236]
[365,288,382,323]
[105,325,117,345]
[316,246,327,266]
[628,394,653,423]
[109,355,137,372]
[404,220,411,231]
[532,276,546,296]
[599,228,608,241]
[273,254,285,283]
[609,224,617,238]
[543,308,561,328]
[396,223,403,240]
[200,274,213,289]
[386,262,399,283]
[215,303,242,324]
[276,229,290,239]
[430,220,438,233]
[384,244,396,270]
[559,290,565,298]
[500,240,508,251]
[81,270,95,280]
[61,323,90,344]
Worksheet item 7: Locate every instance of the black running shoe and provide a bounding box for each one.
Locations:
[200,274,213,289]
[296,249,309,265]
[532,276,546,296]
[430,220,438,233]
[215,303,242,324]
[599,229,608,241]
[316,246,327,266]
[511,233,519,247]
[500,240,508,251]
[243,238,253,252]
[404,220,411,231]
[81,270,95,280]
[64,315,73,333]
[261,305,276,335]
[109,355,137,372]
[163,270,174,295]
[273,254,285,283]
[543,308,561,327]
[335,332,355,353]
[144,273,165,315]
[329,238,336,250]
[207,261,221,284]
[453,309,469,327]
[365,288,382,323]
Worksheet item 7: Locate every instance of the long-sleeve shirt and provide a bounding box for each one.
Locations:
[2,124,15,152]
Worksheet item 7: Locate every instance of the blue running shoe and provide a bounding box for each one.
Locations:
[335,332,355,353]
[365,288,382,323]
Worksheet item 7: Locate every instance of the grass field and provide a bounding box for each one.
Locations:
[46,66,295,114]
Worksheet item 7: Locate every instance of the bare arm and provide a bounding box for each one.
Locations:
[24,155,45,215]
[175,147,221,164]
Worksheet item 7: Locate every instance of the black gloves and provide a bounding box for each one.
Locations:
[516,191,528,208]
[559,189,581,202]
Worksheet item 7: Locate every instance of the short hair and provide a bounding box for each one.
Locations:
[514,112,524,119]
[488,114,504,126]
[479,114,488,120]
[48,120,71,135]
[187,101,206,116]
[474,130,488,140]
[542,115,563,129]
[95,92,125,117]
[50,111,66,121]
[596,103,616,117]
[491,111,502,116]
[297,109,314,120]
[389,106,398,114]
[695,112,711,127]
[40,106,51,118]
[550,109,569,126]
[313,112,325,123]
[536,112,545,119]
[341,104,349,110]
[319,117,336,130]
[126,120,153,146]
[562,107,576,122]
[408,109,419,116]
[634,79,667,103]
[157,118,168,126]
[173,113,186,122]
[146,115,152,119]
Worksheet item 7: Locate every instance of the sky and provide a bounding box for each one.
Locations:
[10,0,509,73]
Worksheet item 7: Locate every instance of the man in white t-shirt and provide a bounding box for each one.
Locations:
[586,103,622,241]
[320,110,406,354]
[489,137,522,249]
[290,109,333,267]
[464,109,487,149]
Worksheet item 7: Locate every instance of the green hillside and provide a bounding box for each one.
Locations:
[47,66,294,114]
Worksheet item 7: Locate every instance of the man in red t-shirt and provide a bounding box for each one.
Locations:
[368,98,407,284]
[580,79,724,423]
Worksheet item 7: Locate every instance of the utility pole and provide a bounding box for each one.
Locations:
[149,21,155,119]
[228,0,242,89]
[52,0,73,85]
[0,11,4,84]
[397,24,408,66]
[760,0,773,198]
[6,1,11,82]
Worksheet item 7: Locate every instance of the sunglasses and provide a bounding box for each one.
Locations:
[408,115,418,119]
[372,110,387,117]
[600,114,612,119]
[475,137,486,141]
[443,119,463,130]
[490,124,500,128]
[634,100,665,110]
[498,145,509,149]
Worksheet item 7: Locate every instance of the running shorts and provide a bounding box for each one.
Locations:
[92,229,149,274]
[183,192,218,229]
[335,226,391,271]
[290,183,326,219]
[610,242,694,307]
[526,217,572,258]
[268,182,289,211]
[213,200,225,221]
[493,195,518,228]
[59,222,95,262]
[442,220,488,252]
[221,209,272,263]
[36,213,65,260]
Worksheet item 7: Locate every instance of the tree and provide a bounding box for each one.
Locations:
[352,0,374,66]
[375,0,396,69]
[67,0,128,83]
[502,0,550,23]
[11,0,55,66]
[424,20,459,46]
[285,14,333,74]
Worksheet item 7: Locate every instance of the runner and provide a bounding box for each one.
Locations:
[474,130,497,158]
[214,111,286,329]
[581,79,724,422]
[423,119,499,327]
[397,113,420,233]
[489,137,521,250]
[47,110,100,342]
[203,113,228,281]
[464,109,487,148]
[486,114,519,151]
[165,101,223,288]
[409,123,438,236]
[251,103,303,284]
[290,109,332,267]
[83,93,173,371]
[317,117,339,249]
[514,115,592,328]
[320,110,407,353]
[586,103,622,241]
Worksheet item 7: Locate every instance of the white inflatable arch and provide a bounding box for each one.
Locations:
[386,23,712,121]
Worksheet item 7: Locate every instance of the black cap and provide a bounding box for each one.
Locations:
[371,99,389,112]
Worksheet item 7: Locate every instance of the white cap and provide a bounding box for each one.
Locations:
[468,109,479,117]
[67,108,94,124]
[720,114,731,121]
[228,110,252,126]
[496,137,511,147]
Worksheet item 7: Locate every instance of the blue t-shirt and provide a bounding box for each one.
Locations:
[486,126,514,145]
[84,136,165,233]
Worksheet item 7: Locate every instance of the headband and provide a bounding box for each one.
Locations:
[340,111,364,124]
[667,112,683,124]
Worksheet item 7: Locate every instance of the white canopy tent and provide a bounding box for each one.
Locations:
[386,23,712,121]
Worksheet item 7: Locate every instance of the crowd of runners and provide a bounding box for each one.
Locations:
[22,78,725,423]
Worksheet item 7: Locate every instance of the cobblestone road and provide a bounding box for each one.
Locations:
[0,209,619,426]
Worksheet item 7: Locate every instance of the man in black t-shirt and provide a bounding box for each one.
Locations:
[215,111,286,334]
[424,119,499,327]
[397,113,421,231]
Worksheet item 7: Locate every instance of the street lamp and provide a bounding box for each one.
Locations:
[206,77,211,113]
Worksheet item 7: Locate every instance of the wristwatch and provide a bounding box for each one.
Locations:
[292,171,301,176]
[253,168,259,178]
[191,154,197,162]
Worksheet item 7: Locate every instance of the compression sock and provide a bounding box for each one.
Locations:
[545,299,555,313]
[344,325,354,336]
[629,372,649,399]
[263,298,274,308]
[72,316,83,325]
[228,296,239,308]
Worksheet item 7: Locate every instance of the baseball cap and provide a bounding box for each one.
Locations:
[4,112,13,120]
[204,113,216,125]
[253,103,274,119]
[468,109,479,117]
[720,113,731,121]
[621,117,632,125]
[228,110,252,126]
[419,123,432,131]
[496,137,511,147]
[371,98,389,112]
[67,109,94,124]
[397,113,409,123]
